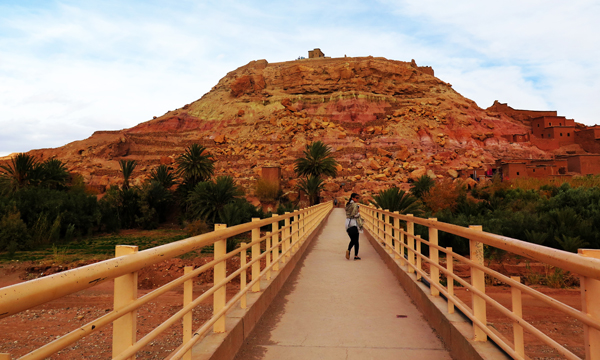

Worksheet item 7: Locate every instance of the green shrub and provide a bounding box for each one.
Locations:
[0,207,31,255]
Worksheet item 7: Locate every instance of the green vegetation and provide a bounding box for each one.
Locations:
[294,141,338,205]
[370,187,423,216]
[407,176,600,254]
[294,140,338,178]
[296,175,324,206]
[0,229,188,262]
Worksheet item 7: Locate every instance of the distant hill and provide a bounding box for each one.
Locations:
[18,55,580,198]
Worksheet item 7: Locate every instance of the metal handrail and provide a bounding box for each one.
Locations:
[0,201,333,360]
[363,204,599,360]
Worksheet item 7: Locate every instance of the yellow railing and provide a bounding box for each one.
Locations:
[0,201,333,360]
[363,205,600,360]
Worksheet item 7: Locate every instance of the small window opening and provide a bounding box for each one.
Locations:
[517,172,520,176]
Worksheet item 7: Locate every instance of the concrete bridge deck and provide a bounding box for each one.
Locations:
[234,208,452,360]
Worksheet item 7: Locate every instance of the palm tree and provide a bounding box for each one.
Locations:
[296,175,324,206]
[0,153,39,193]
[187,176,244,224]
[119,160,136,190]
[370,187,423,216]
[38,159,69,190]
[176,144,215,188]
[410,174,435,199]
[150,164,176,189]
[294,141,338,178]
[554,234,589,253]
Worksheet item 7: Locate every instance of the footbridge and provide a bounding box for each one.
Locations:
[1,202,599,360]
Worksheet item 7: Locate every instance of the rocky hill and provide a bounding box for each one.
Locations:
[15,56,561,199]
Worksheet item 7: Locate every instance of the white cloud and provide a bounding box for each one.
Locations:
[1,0,599,155]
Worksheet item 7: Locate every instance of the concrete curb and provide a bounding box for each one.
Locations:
[364,229,511,360]
[190,209,332,360]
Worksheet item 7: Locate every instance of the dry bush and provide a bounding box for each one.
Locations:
[255,179,280,201]
[185,218,211,237]
[422,179,460,213]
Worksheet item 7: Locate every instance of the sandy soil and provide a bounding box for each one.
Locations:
[0,258,244,360]
[455,287,584,359]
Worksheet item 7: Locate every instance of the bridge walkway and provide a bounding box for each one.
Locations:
[234,208,452,360]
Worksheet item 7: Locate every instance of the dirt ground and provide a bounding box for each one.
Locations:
[0,257,246,360]
[0,257,586,360]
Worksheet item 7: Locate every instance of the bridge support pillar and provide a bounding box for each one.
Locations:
[469,225,487,342]
[579,249,600,360]
[113,245,139,360]
[214,224,227,333]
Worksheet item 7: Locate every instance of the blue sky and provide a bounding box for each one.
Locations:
[1,0,599,156]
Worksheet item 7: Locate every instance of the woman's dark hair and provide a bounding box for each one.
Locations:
[346,193,359,207]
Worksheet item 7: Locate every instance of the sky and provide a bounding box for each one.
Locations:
[1,0,599,156]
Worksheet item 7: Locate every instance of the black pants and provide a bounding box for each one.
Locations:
[347,226,359,256]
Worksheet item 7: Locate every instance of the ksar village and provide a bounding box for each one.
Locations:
[0,2,599,360]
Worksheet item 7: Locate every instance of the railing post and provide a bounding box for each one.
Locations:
[240,244,247,309]
[446,247,454,314]
[469,225,487,342]
[292,213,299,252]
[429,218,439,296]
[113,245,138,360]
[579,249,600,360]
[415,235,422,280]
[0,354,12,360]
[213,224,227,333]
[393,211,400,259]
[511,276,524,358]
[406,214,414,274]
[266,231,272,281]
[377,210,382,243]
[298,211,304,243]
[252,218,261,292]
[385,213,392,253]
[271,214,279,271]
[284,213,291,260]
[183,266,193,360]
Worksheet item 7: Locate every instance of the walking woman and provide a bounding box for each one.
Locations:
[345,193,362,260]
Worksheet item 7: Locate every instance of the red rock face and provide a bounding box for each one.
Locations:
[12,56,568,199]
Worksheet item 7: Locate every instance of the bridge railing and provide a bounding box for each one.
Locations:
[363,205,600,360]
[0,201,333,360]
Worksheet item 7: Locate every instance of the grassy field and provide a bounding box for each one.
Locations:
[0,228,190,263]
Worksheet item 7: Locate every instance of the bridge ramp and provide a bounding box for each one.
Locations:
[234,208,452,359]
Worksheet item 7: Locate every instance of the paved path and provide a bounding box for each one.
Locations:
[234,208,452,360]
